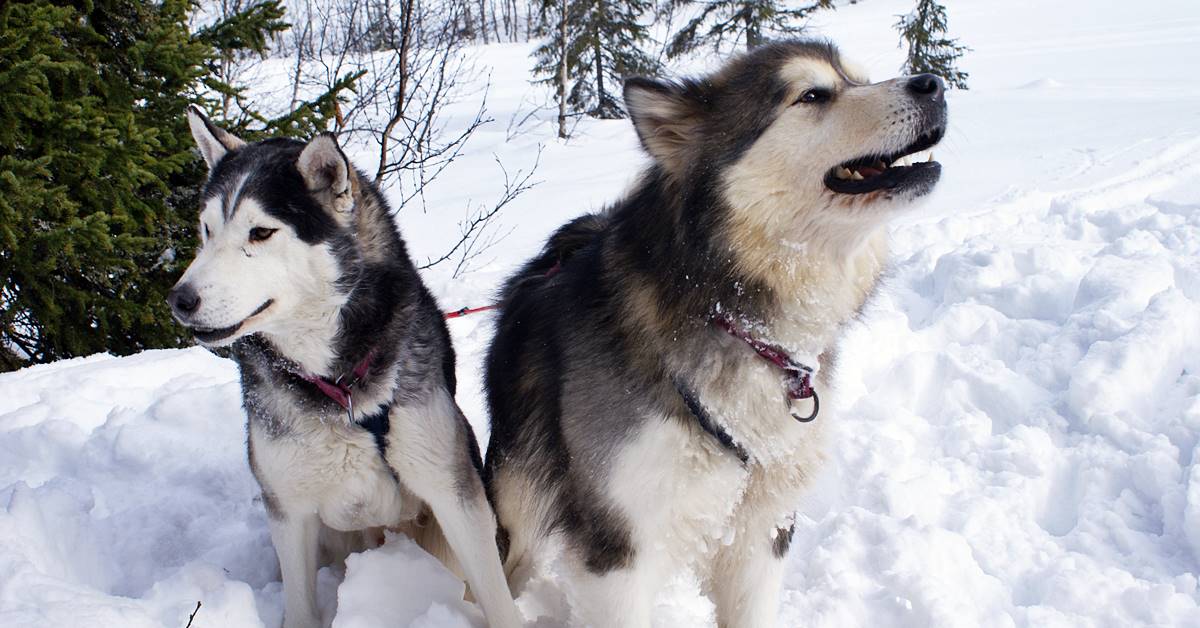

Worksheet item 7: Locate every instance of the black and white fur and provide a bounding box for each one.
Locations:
[170,107,521,628]
[484,41,947,627]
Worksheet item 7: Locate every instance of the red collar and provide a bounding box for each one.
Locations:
[713,315,819,422]
[299,349,377,419]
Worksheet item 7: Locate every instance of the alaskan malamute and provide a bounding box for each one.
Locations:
[170,108,521,628]
[484,40,947,627]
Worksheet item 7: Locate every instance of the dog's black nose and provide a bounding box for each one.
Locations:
[907,74,945,101]
[168,283,201,318]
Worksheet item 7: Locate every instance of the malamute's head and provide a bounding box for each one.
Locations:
[168,107,374,350]
[624,40,947,249]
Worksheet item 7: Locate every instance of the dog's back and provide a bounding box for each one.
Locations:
[497,213,608,303]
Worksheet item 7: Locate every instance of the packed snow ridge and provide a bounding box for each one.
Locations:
[3,0,1200,626]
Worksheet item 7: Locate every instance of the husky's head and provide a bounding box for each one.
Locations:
[624,40,946,251]
[168,107,364,354]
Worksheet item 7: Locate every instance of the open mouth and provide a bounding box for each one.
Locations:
[824,126,946,195]
[189,299,273,344]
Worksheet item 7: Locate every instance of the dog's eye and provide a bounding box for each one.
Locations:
[202,224,211,240]
[249,227,277,243]
[796,88,833,105]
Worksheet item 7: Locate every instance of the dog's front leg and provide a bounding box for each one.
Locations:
[707,509,791,628]
[386,390,523,628]
[569,562,657,628]
[269,511,323,628]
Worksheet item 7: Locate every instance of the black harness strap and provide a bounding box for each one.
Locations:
[674,379,750,465]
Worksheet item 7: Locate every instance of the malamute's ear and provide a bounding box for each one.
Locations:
[186,104,245,169]
[623,77,705,173]
[298,133,353,213]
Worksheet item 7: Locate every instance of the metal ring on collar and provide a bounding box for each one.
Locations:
[791,390,819,423]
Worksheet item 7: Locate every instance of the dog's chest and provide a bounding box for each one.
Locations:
[250,415,416,531]
[606,413,818,562]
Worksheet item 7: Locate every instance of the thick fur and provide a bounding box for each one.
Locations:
[173,108,521,628]
[484,41,947,627]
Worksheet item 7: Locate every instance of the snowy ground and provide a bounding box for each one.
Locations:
[3,0,1200,626]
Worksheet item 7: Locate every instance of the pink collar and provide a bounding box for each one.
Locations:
[713,316,819,422]
[299,349,377,419]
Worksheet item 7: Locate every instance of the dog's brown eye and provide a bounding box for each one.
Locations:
[797,88,833,105]
[249,227,277,243]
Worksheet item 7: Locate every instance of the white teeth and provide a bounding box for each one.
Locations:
[836,166,853,180]
[850,171,864,180]
[876,150,933,172]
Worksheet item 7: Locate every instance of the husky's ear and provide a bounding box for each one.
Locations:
[297,133,354,213]
[186,104,245,169]
[623,77,705,173]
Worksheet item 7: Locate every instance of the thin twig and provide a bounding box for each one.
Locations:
[418,148,542,276]
[184,601,202,628]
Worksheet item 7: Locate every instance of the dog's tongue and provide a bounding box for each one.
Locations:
[859,165,884,177]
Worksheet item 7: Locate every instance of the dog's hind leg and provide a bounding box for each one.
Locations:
[318,523,378,571]
[401,505,457,571]
[501,541,537,597]
[488,469,551,597]
[400,504,485,603]
[385,390,523,628]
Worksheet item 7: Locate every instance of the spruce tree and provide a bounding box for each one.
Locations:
[895,0,969,89]
[665,0,832,58]
[194,0,288,118]
[0,0,352,370]
[533,0,659,121]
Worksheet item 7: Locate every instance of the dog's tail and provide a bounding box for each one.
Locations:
[498,213,607,304]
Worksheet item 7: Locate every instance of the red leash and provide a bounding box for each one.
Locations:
[445,304,500,319]
[443,261,563,320]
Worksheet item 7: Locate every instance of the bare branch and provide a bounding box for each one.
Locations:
[418,148,542,277]
[184,601,202,628]
[272,0,534,277]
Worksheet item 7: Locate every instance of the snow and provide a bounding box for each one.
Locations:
[4,0,1200,626]
[332,535,482,628]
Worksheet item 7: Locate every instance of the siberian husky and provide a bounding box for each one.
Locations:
[483,40,947,627]
[170,107,522,628]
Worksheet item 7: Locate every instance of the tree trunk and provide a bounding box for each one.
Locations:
[557,0,568,138]
[289,44,303,109]
[463,1,475,39]
[491,1,502,42]
[376,0,416,182]
[220,56,233,117]
[478,0,490,42]
[594,0,605,116]
[500,0,511,40]
[508,0,519,40]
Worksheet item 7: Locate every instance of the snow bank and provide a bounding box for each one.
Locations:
[3,0,1200,625]
[333,535,482,628]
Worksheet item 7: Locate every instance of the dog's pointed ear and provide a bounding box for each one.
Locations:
[297,133,354,213]
[187,104,245,169]
[624,77,705,173]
